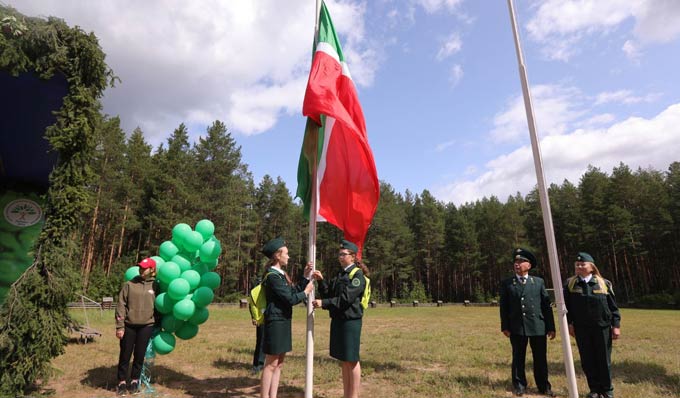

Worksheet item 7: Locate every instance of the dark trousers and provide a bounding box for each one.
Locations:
[510,334,551,392]
[117,324,154,382]
[574,326,613,395]
[252,324,265,368]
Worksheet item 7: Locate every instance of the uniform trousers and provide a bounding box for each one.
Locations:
[510,334,550,392]
[574,326,613,395]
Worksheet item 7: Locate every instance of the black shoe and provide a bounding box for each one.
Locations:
[251,365,263,374]
[586,392,599,398]
[129,380,139,395]
[513,387,525,396]
[539,389,556,397]
[117,382,127,396]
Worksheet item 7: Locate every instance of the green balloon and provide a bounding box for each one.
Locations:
[175,322,199,340]
[167,278,190,300]
[199,240,221,262]
[194,219,215,241]
[179,250,197,264]
[202,258,218,271]
[188,306,209,325]
[150,256,165,267]
[192,286,214,308]
[171,254,192,273]
[154,292,176,314]
[172,223,192,248]
[161,314,185,333]
[181,270,201,291]
[158,261,181,284]
[192,262,209,275]
[182,231,203,252]
[159,241,179,260]
[158,280,169,293]
[124,266,140,281]
[152,331,176,355]
[173,298,196,321]
[199,272,221,290]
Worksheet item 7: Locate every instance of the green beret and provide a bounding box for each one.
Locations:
[262,237,286,258]
[340,239,358,253]
[576,252,594,263]
[513,247,536,267]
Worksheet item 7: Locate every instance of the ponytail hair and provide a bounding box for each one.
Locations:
[355,260,370,277]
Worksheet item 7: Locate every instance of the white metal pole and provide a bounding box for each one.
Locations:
[506,1,579,397]
[305,3,322,397]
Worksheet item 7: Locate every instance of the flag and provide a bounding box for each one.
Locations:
[296,1,379,256]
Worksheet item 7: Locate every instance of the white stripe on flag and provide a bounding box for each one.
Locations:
[315,116,335,222]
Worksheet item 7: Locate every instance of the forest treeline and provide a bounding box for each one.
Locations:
[77,116,680,305]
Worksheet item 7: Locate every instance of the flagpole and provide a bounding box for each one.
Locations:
[305,3,323,398]
[506,1,579,397]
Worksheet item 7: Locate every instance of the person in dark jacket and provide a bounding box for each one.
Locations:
[499,248,556,397]
[312,239,368,398]
[564,252,621,398]
[259,238,314,398]
[115,258,158,396]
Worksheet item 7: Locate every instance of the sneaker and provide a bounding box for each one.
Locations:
[129,380,139,395]
[117,382,127,396]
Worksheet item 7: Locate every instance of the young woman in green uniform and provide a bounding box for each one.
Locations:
[564,252,621,398]
[311,239,368,398]
[259,238,314,398]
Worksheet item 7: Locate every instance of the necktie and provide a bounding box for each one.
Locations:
[520,276,526,284]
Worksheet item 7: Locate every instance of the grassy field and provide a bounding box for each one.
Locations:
[50,306,679,398]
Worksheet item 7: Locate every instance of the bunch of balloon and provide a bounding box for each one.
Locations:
[123,219,222,355]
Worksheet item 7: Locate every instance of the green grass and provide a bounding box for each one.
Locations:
[53,306,680,397]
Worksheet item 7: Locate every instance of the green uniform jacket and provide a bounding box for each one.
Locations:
[115,276,158,330]
[564,276,621,328]
[499,275,555,336]
[263,268,308,321]
[318,264,366,320]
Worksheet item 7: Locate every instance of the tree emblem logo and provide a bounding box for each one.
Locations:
[3,199,43,227]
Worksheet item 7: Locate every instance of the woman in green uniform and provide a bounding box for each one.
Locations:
[564,252,621,398]
[312,239,368,398]
[259,238,314,398]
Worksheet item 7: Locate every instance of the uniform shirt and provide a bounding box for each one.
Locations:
[564,276,621,329]
[499,275,555,336]
[318,264,366,320]
[263,267,308,321]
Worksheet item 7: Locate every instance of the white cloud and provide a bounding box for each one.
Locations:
[622,40,641,60]
[6,0,379,143]
[435,139,457,152]
[416,0,464,14]
[526,0,680,61]
[435,103,680,205]
[448,64,464,87]
[436,33,463,60]
[594,90,662,105]
[489,85,585,143]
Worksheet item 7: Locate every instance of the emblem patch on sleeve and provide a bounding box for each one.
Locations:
[351,278,361,287]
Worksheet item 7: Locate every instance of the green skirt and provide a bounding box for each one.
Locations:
[330,318,362,362]
[264,319,291,355]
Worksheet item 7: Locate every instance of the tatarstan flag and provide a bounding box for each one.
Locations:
[296,1,379,256]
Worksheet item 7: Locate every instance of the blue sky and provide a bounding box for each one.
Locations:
[8,0,680,205]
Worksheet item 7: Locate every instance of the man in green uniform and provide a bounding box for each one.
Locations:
[500,248,555,397]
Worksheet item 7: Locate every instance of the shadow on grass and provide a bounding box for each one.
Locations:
[83,364,270,397]
[613,360,680,396]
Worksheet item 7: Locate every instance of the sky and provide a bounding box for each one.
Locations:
[6,0,680,205]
